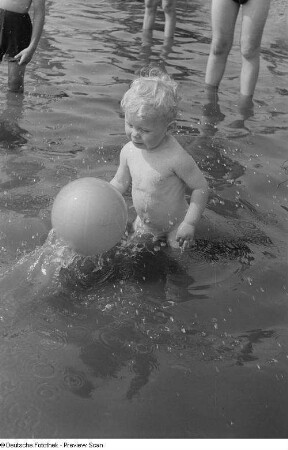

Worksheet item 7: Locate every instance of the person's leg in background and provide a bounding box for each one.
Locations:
[143,0,159,31]
[8,60,26,93]
[239,0,271,97]
[162,0,177,38]
[205,0,239,89]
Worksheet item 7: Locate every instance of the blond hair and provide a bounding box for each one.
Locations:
[121,67,179,123]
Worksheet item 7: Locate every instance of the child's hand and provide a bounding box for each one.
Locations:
[14,47,34,65]
[175,222,196,250]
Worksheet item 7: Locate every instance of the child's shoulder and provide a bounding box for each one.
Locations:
[168,136,194,158]
[167,136,198,168]
[120,141,133,154]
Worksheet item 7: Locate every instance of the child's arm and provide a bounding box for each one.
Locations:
[14,0,46,65]
[174,149,209,249]
[110,146,132,194]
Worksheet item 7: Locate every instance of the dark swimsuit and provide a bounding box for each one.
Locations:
[0,9,32,62]
[232,0,249,4]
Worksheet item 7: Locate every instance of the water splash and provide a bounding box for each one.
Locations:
[0,229,107,324]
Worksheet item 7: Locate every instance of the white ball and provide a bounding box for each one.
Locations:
[51,177,127,255]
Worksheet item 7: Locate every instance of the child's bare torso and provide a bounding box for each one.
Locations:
[0,0,32,13]
[125,136,189,233]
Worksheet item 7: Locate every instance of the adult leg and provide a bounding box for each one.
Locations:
[143,0,159,31]
[8,61,26,93]
[201,84,225,137]
[205,0,239,88]
[239,0,271,96]
[162,0,177,38]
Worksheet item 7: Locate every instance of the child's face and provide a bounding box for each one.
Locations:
[125,111,169,151]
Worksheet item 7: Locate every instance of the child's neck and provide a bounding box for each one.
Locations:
[145,134,171,152]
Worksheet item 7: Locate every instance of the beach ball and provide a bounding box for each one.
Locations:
[51,177,128,255]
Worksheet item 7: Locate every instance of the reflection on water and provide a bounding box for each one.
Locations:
[0,0,287,440]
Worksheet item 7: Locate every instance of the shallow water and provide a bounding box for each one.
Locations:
[0,0,287,439]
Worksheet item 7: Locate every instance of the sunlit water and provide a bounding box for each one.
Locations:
[0,0,287,439]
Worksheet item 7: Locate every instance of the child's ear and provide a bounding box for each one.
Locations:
[167,120,176,133]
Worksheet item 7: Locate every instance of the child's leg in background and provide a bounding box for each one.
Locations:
[143,0,159,31]
[162,0,177,37]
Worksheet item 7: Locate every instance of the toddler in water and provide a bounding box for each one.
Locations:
[110,69,208,250]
